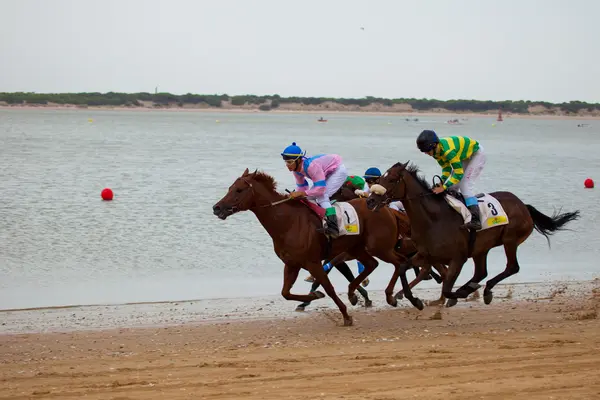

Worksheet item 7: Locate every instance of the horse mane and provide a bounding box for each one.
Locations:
[404,163,432,192]
[251,170,287,199]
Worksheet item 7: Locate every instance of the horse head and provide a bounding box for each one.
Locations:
[213,168,261,220]
[332,181,359,202]
[366,161,409,211]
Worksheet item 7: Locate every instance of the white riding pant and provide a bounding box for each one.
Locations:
[389,201,405,212]
[447,145,486,199]
[315,164,348,209]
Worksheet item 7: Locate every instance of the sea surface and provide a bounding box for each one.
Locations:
[1,109,598,310]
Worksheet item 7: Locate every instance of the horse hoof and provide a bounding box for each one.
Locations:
[364,299,373,308]
[446,298,458,308]
[412,298,424,311]
[348,293,358,306]
[313,291,325,299]
[386,295,398,307]
[395,291,404,300]
[343,316,353,327]
[295,306,305,312]
[484,291,493,305]
[361,279,370,288]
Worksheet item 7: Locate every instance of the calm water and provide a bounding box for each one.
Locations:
[1,109,599,310]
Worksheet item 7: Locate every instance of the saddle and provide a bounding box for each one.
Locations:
[300,199,360,236]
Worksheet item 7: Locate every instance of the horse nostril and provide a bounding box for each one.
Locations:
[213,205,221,213]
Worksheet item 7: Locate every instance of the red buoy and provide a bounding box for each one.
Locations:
[584,178,594,189]
[101,188,114,201]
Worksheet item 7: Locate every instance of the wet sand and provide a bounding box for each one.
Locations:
[1,279,599,399]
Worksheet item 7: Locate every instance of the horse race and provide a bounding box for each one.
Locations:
[2,2,600,399]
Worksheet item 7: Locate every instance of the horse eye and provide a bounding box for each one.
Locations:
[236,188,243,193]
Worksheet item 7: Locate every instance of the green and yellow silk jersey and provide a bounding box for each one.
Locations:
[432,136,480,189]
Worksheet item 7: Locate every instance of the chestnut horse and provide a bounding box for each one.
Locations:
[213,169,421,326]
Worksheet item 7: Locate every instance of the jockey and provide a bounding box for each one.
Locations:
[344,174,369,193]
[281,142,348,238]
[356,167,405,212]
[302,169,370,286]
[416,130,486,230]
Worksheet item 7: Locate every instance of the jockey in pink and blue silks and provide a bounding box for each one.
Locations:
[281,142,348,239]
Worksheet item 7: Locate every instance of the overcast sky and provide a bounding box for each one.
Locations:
[1,0,598,102]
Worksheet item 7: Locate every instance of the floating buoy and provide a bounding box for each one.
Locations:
[101,188,114,201]
[215,120,220,123]
[88,119,93,123]
[584,178,594,189]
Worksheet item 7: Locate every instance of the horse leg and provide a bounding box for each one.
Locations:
[454,250,490,299]
[412,266,421,279]
[295,266,334,312]
[347,250,379,306]
[395,264,431,301]
[336,261,372,308]
[428,269,443,284]
[396,262,425,310]
[427,263,448,306]
[382,251,424,310]
[442,258,467,308]
[402,263,448,306]
[309,261,353,326]
[483,242,521,305]
[282,264,326,304]
[384,258,404,307]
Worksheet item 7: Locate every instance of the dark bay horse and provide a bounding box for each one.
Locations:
[366,162,580,308]
[315,179,448,306]
[213,169,419,326]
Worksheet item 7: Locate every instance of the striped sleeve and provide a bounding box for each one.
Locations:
[293,172,309,192]
[443,149,464,189]
[436,158,452,184]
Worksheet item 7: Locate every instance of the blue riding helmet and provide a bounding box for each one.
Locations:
[363,167,382,179]
[281,142,306,160]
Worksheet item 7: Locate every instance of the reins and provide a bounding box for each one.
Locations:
[240,177,294,209]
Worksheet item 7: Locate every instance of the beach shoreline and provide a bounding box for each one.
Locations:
[0,278,598,399]
[2,104,599,120]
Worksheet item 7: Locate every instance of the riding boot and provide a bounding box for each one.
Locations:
[464,204,482,231]
[324,207,340,238]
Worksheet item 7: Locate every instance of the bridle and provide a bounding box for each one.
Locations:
[376,171,443,205]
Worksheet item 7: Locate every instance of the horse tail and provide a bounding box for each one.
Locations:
[525,204,580,245]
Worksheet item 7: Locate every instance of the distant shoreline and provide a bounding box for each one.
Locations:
[2,104,600,120]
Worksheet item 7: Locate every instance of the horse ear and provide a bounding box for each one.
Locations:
[253,168,258,175]
[402,161,410,169]
[242,168,249,177]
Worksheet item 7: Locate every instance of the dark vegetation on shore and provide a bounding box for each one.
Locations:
[1,92,599,114]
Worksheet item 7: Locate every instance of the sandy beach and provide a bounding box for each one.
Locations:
[1,279,599,399]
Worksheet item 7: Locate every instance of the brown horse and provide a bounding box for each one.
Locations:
[332,181,444,281]
[212,168,420,326]
[328,180,447,301]
[366,162,580,308]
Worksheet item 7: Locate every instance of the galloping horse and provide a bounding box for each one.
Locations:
[366,162,580,308]
[297,179,447,311]
[213,169,419,326]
